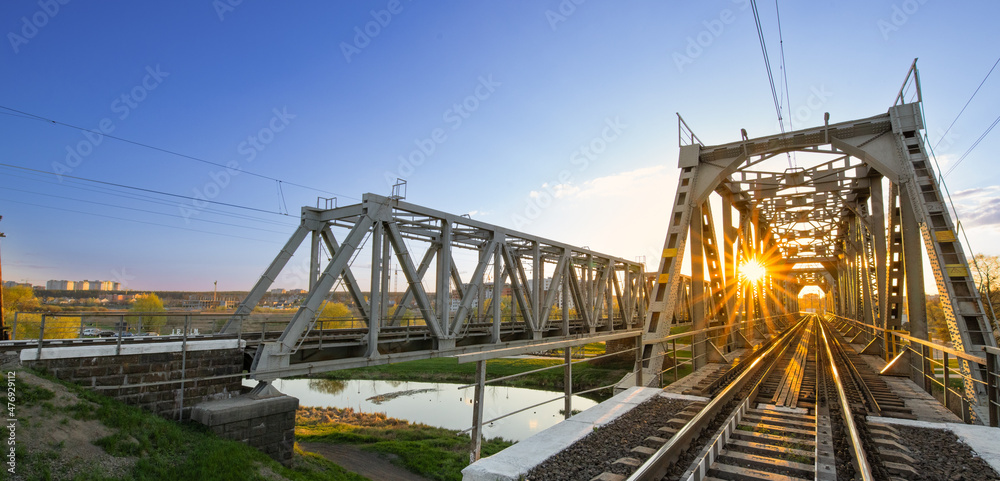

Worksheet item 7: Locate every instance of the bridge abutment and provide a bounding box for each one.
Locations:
[191,388,298,466]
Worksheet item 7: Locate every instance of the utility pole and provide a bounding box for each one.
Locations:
[0,216,7,340]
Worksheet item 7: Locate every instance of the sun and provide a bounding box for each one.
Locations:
[740,258,767,284]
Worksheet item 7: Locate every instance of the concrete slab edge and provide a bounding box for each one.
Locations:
[192,394,299,425]
[659,392,709,402]
[462,387,664,481]
[21,339,242,361]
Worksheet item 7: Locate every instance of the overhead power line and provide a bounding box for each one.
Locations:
[775,1,793,135]
[0,162,286,217]
[0,104,358,201]
[0,198,281,244]
[0,167,295,228]
[750,0,794,168]
[1,185,291,234]
[934,56,1000,151]
[944,112,1000,177]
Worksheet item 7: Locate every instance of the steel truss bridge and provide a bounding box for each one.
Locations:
[225,61,996,421]
[223,192,648,379]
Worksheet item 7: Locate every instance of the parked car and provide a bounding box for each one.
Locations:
[98,331,133,338]
[82,328,100,337]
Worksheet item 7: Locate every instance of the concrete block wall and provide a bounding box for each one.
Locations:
[191,394,298,466]
[22,339,244,420]
[602,337,639,366]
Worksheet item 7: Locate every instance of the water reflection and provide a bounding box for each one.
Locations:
[307,379,347,396]
[258,378,598,442]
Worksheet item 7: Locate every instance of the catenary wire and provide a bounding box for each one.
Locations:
[0,104,359,201]
[934,56,1000,151]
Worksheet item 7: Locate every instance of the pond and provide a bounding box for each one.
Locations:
[250,378,599,442]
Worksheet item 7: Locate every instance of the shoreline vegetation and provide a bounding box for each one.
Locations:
[297,406,512,481]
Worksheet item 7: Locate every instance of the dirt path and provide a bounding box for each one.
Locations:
[299,442,433,481]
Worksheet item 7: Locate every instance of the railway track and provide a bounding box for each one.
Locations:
[591,315,882,481]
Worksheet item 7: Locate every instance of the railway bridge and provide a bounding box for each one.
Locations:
[8,61,1000,478]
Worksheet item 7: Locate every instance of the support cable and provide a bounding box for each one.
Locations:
[933,56,1000,151]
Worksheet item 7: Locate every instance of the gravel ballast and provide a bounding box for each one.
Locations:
[893,425,1000,481]
[526,396,690,481]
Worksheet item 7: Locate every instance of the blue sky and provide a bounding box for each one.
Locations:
[1,1,999,291]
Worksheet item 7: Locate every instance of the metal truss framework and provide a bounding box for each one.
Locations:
[227,193,647,380]
[638,61,997,421]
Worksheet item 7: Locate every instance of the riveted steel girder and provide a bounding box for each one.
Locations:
[240,193,646,380]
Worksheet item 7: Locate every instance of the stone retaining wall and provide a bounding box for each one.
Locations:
[21,339,244,420]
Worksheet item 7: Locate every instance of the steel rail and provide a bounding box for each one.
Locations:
[819,320,874,481]
[676,321,808,481]
[824,320,885,416]
[626,317,808,481]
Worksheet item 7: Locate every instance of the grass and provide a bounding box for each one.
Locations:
[669,324,693,335]
[314,356,633,401]
[10,370,370,481]
[297,421,511,481]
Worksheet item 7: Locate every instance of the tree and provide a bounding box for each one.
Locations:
[317,302,353,328]
[926,297,950,343]
[308,379,347,396]
[970,254,1000,341]
[128,293,167,333]
[2,285,39,314]
[12,313,80,340]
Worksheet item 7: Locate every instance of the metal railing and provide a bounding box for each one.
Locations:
[677,113,703,147]
[831,314,994,426]
[984,346,1000,427]
[895,58,921,106]
[1,310,279,352]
